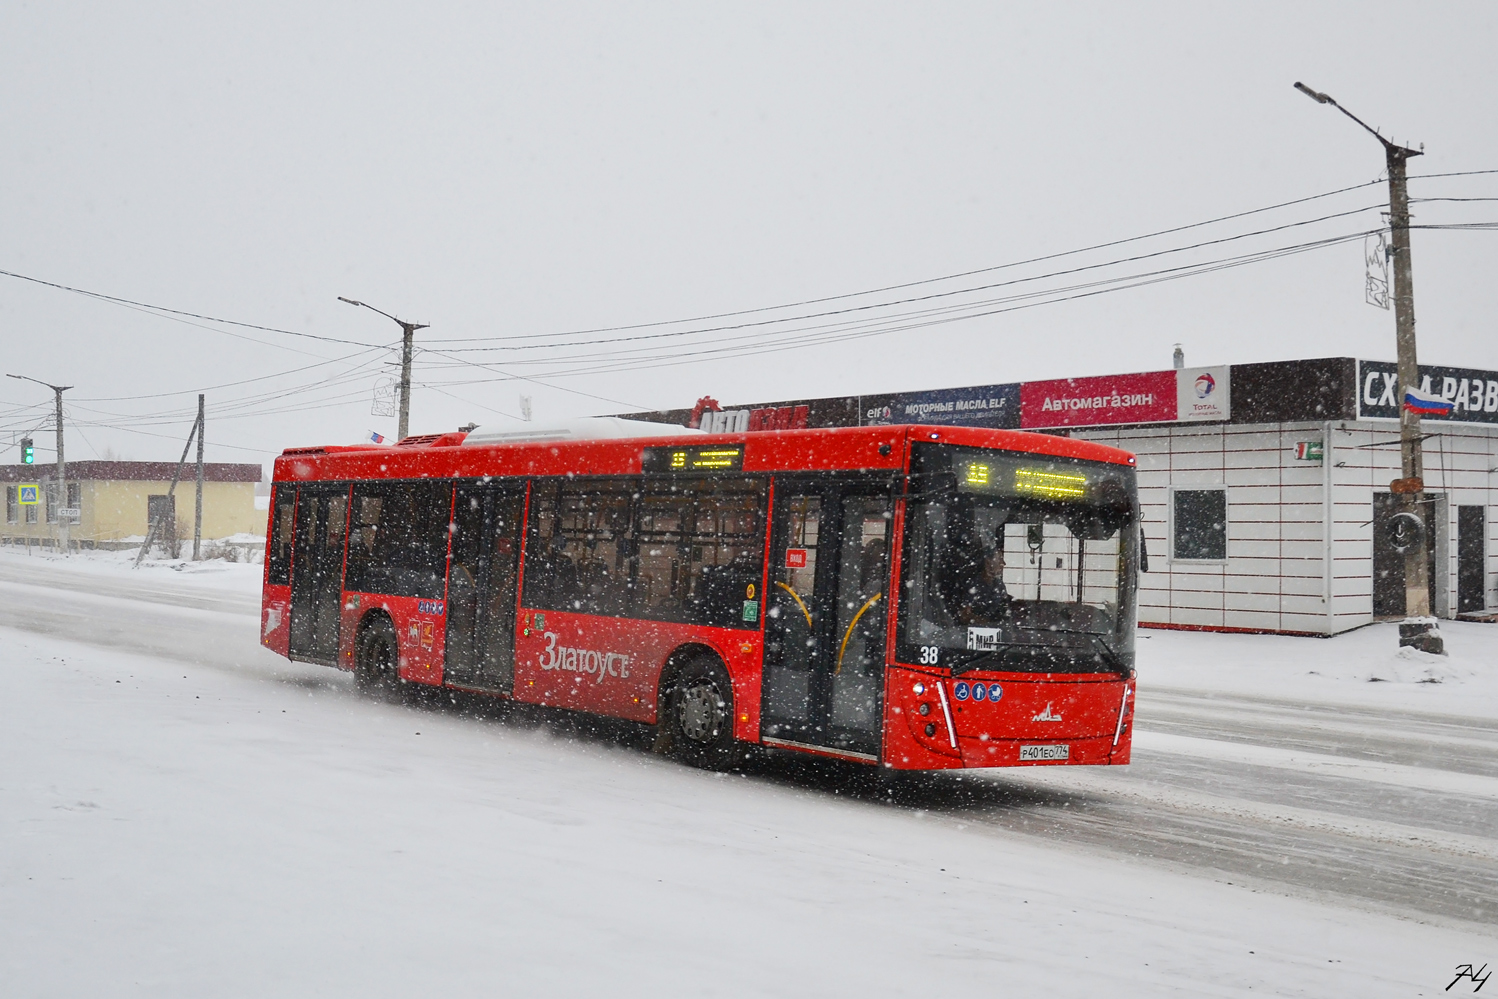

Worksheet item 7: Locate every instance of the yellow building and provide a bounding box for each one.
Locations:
[2,460,264,549]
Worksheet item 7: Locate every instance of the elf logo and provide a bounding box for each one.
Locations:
[1032,703,1063,723]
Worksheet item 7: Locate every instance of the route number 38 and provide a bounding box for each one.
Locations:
[917,646,940,664]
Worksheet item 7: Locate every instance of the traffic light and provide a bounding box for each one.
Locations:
[20,437,34,464]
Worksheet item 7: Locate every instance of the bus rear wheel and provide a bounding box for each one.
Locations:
[355,616,400,696]
[662,656,740,770]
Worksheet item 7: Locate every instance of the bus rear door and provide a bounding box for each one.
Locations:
[761,478,892,760]
[443,482,525,693]
[288,485,348,664]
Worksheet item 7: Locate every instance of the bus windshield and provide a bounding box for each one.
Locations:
[898,443,1138,675]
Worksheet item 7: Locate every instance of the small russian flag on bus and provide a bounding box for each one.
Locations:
[369,431,385,444]
[1403,387,1454,416]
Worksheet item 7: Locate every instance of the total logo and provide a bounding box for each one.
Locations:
[538,632,632,685]
[1194,372,1216,399]
[952,681,1003,703]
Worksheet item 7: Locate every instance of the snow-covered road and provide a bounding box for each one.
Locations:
[1,549,1494,996]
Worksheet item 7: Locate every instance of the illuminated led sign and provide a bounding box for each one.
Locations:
[642,445,745,473]
[952,454,1105,503]
[1012,467,1087,499]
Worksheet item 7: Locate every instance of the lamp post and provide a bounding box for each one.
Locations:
[7,373,73,554]
[1294,81,1443,654]
[338,297,429,441]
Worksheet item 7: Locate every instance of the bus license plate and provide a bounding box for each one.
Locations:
[1019,744,1069,762]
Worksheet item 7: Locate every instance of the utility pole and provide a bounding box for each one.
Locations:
[6,373,73,554]
[193,393,205,560]
[338,297,429,440]
[1295,81,1443,654]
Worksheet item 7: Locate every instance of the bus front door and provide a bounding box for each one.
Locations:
[444,484,525,693]
[288,486,348,664]
[762,481,892,760]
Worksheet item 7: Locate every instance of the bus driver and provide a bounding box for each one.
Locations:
[952,544,1012,626]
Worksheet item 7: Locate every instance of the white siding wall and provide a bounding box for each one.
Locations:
[1404,422,1496,617]
[1078,420,1498,634]
[1079,422,1332,633]
[1328,422,1498,626]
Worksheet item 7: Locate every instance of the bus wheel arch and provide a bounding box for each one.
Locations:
[354,611,400,694]
[656,644,741,769]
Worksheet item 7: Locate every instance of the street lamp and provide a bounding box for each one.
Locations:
[7,372,73,554]
[1294,81,1443,654]
[338,296,429,441]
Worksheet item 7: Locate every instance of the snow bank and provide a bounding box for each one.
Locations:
[1139,621,1498,718]
[0,544,264,595]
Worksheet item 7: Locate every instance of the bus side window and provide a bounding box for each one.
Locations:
[344,482,451,599]
[633,478,765,630]
[685,483,765,628]
[634,489,692,617]
[523,479,632,617]
[267,487,296,587]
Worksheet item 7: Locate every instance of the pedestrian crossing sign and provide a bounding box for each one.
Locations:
[17,483,39,505]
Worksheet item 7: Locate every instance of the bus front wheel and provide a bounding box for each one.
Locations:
[661,656,740,770]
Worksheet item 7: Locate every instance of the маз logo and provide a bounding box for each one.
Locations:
[1032,702,1063,722]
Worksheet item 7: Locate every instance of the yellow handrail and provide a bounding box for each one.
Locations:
[835,593,882,675]
[774,581,814,629]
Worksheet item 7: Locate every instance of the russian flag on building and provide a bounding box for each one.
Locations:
[1403,386,1455,416]
[369,431,386,444]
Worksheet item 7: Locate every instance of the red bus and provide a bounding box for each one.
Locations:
[262,419,1139,770]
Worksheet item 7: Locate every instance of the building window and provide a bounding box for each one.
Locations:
[44,483,83,523]
[5,486,15,524]
[1172,488,1227,561]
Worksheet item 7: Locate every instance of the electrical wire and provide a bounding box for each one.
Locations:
[430,205,1388,362]
[73,345,393,403]
[416,230,1372,384]
[0,268,382,348]
[425,177,1391,346]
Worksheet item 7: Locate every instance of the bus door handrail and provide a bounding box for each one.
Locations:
[773,580,814,629]
[835,593,882,675]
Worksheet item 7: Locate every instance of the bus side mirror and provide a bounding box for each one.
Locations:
[1139,526,1150,573]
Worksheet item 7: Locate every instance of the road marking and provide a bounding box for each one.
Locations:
[1134,730,1498,800]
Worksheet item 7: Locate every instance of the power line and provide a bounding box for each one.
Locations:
[425,178,1392,346]
[432,204,1386,357]
[73,345,391,403]
[417,229,1372,384]
[0,268,383,348]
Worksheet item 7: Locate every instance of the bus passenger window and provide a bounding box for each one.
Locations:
[523,479,633,617]
[267,489,296,586]
[522,476,767,629]
[344,482,452,599]
[636,479,766,630]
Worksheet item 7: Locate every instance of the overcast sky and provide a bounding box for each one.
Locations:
[3,2,1496,469]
